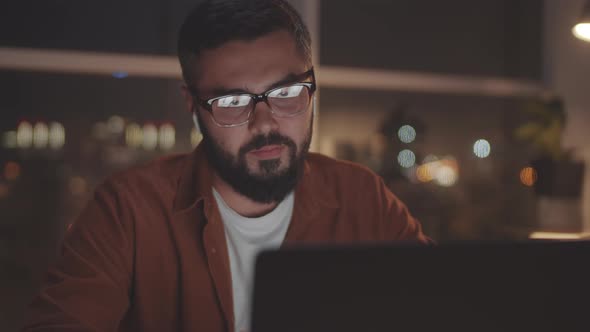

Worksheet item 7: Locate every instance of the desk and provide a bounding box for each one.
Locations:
[529,231,590,240]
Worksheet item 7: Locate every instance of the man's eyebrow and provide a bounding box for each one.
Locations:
[206,72,304,98]
[267,72,304,89]
[208,87,250,97]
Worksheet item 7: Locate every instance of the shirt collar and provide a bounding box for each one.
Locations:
[292,154,340,219]
[172,143,212,214]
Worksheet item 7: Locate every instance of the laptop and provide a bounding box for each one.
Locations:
[251,241,590,332]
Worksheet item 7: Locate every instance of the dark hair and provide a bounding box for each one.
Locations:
[177,0,312,87]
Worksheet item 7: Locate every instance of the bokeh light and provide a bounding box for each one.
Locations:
[158,124,176,150]
[142,124,158,150]
[416,157,459,187]
[16,122,33,149]
[107,116,125,134]
[416,163,435,183]
[397,125,416,143]
[112,71,129,79]
[33,122,49,148]
[520,167,538,187]
[435,165,459,187]
[49,122,66,149]
[4,162,21,181]
[397,149,416,168]
[573,23,590,42]
[473,139,491,158]
[2,131,17,149]
[125,123,143,148]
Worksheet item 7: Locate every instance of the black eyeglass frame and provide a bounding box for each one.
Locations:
[190,68,316,127]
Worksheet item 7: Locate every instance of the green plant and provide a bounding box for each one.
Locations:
[514,96,568,161]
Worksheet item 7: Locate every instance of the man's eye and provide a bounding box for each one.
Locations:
[270,85,304,98]
[217,96,250,107]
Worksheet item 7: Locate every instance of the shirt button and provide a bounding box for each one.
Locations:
[211,248,217,254]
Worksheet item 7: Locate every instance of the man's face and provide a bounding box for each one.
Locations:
[188,30,314,203]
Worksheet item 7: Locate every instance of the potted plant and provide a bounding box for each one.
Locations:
[515,95,585,232]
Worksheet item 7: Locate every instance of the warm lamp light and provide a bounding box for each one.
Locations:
[573,1,590,42]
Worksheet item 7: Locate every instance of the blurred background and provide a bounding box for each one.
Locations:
[1,0,590,329]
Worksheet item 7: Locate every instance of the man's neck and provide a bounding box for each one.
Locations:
[212,174,279,218]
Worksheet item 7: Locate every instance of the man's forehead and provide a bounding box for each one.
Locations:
[193,31,308,96]
[200,69,308,97]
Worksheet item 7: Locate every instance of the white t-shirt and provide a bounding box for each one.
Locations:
[212,188,294,332]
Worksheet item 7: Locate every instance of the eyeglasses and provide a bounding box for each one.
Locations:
[191,68,316,127]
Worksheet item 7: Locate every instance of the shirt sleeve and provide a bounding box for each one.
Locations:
[21,180,134,332]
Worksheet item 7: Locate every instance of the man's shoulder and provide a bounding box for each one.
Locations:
[306,152,382,187]
[302,153,392,219]
[98,152,190,198]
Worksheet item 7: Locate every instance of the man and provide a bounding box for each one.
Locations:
[23,1,430,331]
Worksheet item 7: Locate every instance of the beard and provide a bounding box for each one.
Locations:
[196,112,312,204]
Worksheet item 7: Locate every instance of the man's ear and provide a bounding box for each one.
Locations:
[180,84,195,114]
[181,84,201,134]
[192,112,201,133]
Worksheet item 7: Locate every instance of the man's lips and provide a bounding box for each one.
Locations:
[249,144,284,159]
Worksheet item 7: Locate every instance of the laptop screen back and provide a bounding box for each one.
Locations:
[251,241,590,332]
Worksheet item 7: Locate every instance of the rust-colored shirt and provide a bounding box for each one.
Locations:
[23,144,430,332]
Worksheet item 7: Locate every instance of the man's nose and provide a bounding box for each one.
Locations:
[248,100,279,135]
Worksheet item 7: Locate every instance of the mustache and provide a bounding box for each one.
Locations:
[239,132,296,155]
